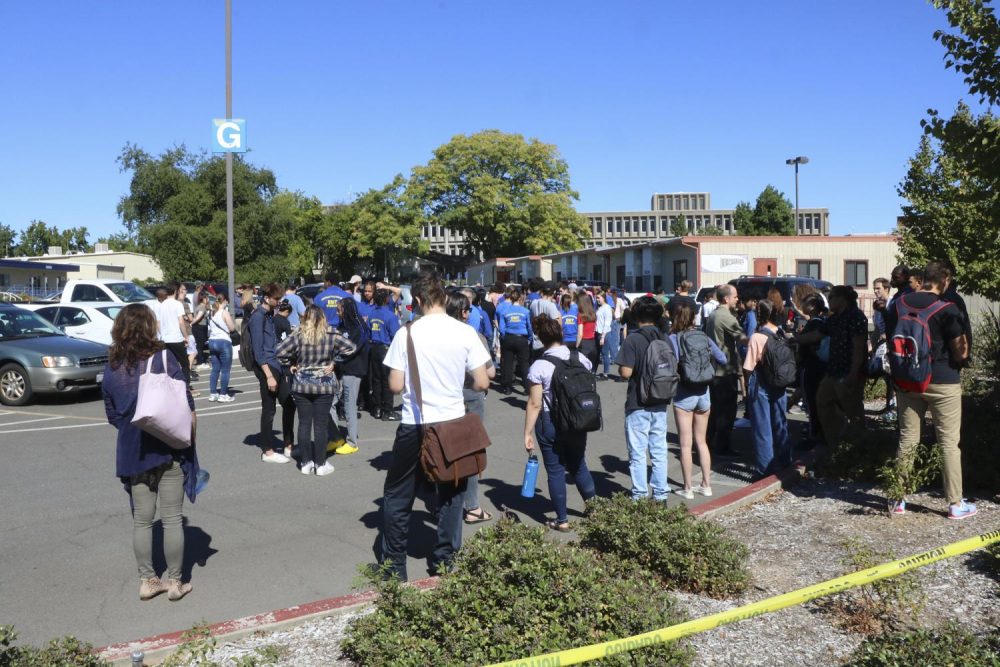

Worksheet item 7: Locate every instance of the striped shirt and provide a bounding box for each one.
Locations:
[276,326,358,395]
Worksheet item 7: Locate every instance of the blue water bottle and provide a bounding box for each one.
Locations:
[195,468,210,495]
[520,455,539,498]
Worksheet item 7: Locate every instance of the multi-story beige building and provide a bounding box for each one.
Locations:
[421,191,829,255]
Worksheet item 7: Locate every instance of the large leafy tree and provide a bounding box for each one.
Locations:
[407,130,588,258]
[750,186,795,236]
[670,215,687,237]
[897,0,1000,299]
[732,201,754,235]
[116,144,295,283]
[0,223,17,257]
[333,175,427,278]
[12,220,89,255]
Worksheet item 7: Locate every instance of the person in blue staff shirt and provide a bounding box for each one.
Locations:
[315,271,352,328]
[283,284,306,329]
[461,287,494,343]
[558,292,580,349]
[498,289,533,394]
[367,289,401,421]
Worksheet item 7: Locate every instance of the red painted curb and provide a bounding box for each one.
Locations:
[97,577,439,662]
[691,447,820,517]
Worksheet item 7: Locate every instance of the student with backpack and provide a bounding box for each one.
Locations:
[883,261,974,520]
[248,283,296,464]
[524,315,598,531]
[742,299,795,477]
[797,294,829,448]
[668,302,727,498]
[615,296,677,502]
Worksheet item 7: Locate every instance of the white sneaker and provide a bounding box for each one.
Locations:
[674,488,695,500]
[693,485,713,497]
[261,451,290,464]
[208,394,218,402]
[300,461,315,475]
[196,363,211,370]
[217,394,235,403]
[315,462,335,476]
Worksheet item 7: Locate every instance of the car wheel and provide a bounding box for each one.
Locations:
[0,363,32,406]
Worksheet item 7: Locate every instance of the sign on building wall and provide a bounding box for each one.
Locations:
[702,254,749,273]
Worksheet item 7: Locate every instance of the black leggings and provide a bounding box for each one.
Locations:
[369,344,393,413]
[500,335,530,391]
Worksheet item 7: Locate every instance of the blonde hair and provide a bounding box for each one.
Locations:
[298,305,328,346]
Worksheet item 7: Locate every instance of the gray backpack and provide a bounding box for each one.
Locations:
[677,329,715,386]
[637,328,679,407]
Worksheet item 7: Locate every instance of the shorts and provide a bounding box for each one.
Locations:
[186,334,197,356]
[673,385,711,413]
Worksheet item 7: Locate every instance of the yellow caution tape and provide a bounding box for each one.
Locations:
[487,528,1000,667]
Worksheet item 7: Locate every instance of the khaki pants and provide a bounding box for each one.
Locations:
[896,383,963,505]
[816,376,864,450]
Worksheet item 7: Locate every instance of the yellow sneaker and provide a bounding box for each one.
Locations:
[326,438,346,454]
[335,441,359,455]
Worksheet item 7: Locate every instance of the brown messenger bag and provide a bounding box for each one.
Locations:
[405,322,491,486]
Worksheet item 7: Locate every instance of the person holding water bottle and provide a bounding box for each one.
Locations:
[523,315,597,532]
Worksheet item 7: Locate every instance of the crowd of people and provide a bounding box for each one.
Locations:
[104,262,978,596]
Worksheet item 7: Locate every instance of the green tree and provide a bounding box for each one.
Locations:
[407,130,588,258]
[670,214,688,237]
[749,186,795,236]
[116,144,297,283]
[58,227,91,253]
[0,223,16,257]
[732,201,754,235]
[335,175,427,277]
[695,224,724,236]
[897,0,1000,299]
[14,220,59,255]
[96,231,143,253]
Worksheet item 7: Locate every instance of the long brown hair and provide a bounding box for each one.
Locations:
[109,304,163,369]
[670,302,695,333]
[576,293,596,322]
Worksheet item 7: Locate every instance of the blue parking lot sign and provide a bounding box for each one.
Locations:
[212,118,246,153]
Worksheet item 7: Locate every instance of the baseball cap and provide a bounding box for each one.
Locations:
[349,274,362,284]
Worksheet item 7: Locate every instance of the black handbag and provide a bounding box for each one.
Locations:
[211,314,240,346]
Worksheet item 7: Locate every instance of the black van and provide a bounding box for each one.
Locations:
[728,275,832,330]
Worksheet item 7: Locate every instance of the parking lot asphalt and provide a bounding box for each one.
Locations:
[0,365,778,647]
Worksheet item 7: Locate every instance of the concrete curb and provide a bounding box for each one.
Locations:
[99,449,822,664]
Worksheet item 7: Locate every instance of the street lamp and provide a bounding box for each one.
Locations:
[785,156,809,236]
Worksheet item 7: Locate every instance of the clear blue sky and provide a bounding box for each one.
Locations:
[0,0,973,241]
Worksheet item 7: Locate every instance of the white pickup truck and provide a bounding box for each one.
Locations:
[47,279,155,304]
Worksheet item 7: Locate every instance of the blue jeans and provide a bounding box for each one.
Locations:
[535,411,596,523]
[607,321,622,369]
[379,424,466,581]
[624,408,669,500]
[748,372,790,476]
[208,339,233,395]
[464,394,486,512]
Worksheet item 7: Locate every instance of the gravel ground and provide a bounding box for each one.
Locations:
[185,480,999,667]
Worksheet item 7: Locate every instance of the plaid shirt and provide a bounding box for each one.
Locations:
[276,326,358,395]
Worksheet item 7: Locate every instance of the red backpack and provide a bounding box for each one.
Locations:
[888,295,952,393]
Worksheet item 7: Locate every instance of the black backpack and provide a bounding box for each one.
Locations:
[677,329,715,386]
[547,350,602,433]
[637,328,679,406]
[237,313,256,372]
[759,329,797,389]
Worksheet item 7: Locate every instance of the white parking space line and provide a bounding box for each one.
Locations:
[197,406,263,418]
[197,400,262,413]
[0,422,107,435]
[0,416,63,427]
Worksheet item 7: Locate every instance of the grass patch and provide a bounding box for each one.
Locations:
[847,623,999,666]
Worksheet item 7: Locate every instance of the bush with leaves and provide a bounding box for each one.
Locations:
[816,426,898,484]
[878,439,942,503]
[341,519,693,667]
[0,625,108,667]
[578,495,749,598]
[818,539,925,635]
[847,623,999,666]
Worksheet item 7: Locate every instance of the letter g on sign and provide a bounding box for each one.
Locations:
[212,118,247,153]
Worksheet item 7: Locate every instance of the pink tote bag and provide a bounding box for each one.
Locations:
[131,350,192,450]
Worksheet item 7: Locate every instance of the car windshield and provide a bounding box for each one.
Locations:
[107,283,154,303]
[97,306,124,320]
[0,308,64,339]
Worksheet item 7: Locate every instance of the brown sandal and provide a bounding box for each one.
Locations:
[545,519,571,533]
[463,508,493,524]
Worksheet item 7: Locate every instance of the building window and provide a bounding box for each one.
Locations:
[673,260,688,289]
[845,260,868,287]
[593,218,602,235]
[666,197,673,210]
[615,217,622,234]
[796,260,821,279]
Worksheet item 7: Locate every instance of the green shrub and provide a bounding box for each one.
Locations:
[578,494,750,598]
[160,623,217,667]
[864,378,888,402]
[341,519,693,667]
[816,426,898,483]
[847,623,999,666]
[877,440,941,502]
[0,625,108,667]
[820,539,924,635]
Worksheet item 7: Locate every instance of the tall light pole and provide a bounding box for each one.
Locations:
[225,0,236,315]
[785,156,809,236]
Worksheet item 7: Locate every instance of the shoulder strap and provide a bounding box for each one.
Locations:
[404,322,424,423]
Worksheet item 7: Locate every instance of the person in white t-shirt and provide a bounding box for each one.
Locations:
[158,283,195,394]
[378,272,490,581]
